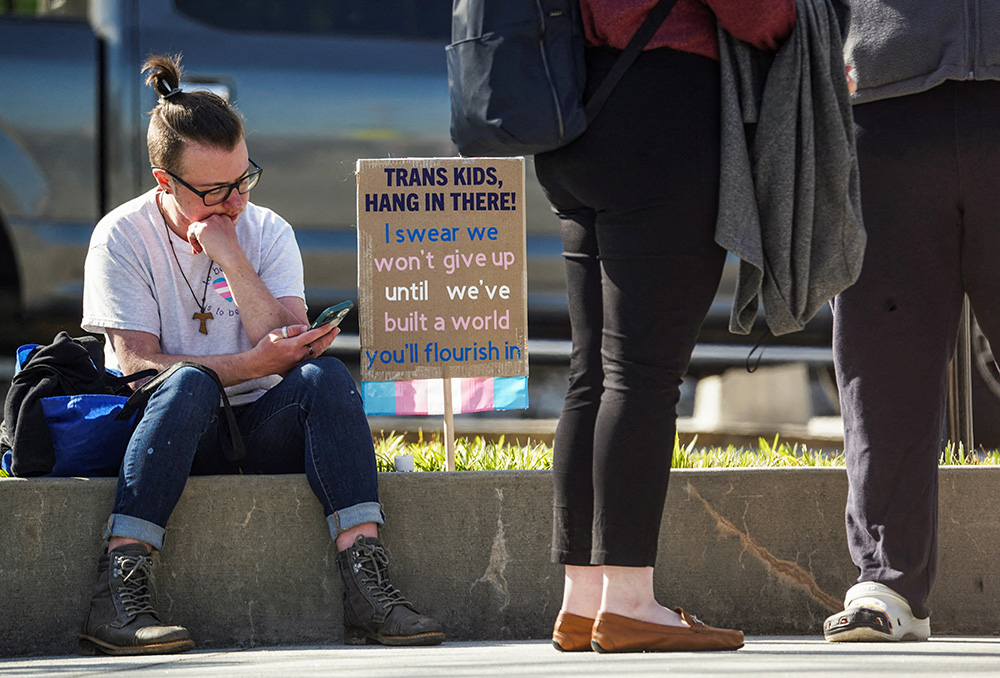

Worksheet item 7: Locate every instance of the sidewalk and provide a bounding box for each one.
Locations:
[4,638,1000,677]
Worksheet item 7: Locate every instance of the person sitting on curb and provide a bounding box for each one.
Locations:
[824,0,1000,642]
[76,53,444,655]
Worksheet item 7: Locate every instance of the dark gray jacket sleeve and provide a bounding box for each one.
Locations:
[845,0,1000,104]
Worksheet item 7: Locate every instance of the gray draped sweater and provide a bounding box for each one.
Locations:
[715,0,864,336]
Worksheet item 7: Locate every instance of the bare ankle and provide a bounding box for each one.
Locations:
[562,565,602,618]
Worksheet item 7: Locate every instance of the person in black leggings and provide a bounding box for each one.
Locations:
[535,45,737,656]
[537,2,793,652]
[538,46,725,570]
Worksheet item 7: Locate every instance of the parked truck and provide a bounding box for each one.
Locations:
[0,0,577,338]
[3,0,812,347]
[8,0,1000,444]
[0,0,861,401]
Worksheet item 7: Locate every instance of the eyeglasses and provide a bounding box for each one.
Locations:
[153,158,262,206]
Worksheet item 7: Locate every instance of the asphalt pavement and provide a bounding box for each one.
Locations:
[4,637,1000,677]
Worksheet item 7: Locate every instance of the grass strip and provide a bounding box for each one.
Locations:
[374,433,1000,472]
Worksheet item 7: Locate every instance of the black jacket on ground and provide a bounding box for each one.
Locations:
[1,332,118,477]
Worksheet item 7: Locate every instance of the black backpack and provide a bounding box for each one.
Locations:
[446,0,677,157]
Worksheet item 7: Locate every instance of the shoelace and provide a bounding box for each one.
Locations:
[113,554,158,620]
[353,542,411,609]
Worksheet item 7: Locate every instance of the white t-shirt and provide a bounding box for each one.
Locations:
[82,189,305,406]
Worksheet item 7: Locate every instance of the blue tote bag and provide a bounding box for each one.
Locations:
[40,393,135,477]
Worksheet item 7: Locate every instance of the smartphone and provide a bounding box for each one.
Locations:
[310,300,354,330]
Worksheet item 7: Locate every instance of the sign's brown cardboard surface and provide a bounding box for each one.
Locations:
[357,157,527,382]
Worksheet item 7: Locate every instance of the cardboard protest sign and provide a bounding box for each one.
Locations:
[356,157,528,414]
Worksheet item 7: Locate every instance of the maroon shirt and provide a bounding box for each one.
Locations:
[581,0,797,60]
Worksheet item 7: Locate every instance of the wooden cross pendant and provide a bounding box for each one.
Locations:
[193,311,213,335]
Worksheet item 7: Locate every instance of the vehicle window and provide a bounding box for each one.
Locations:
[173,0,451,42]
[1,0,87,18]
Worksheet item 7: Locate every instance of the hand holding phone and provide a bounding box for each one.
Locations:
[310,300,354,330]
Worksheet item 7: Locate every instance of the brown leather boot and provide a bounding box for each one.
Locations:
[78,544,194,656]
[337,535,445,646]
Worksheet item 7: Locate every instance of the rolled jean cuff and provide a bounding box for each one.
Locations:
[105,514,167,551]
[326,501,385,540]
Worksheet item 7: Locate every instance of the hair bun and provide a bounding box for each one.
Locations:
[142,54,183,99]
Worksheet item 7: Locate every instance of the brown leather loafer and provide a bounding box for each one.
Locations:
[591,608,744,653]
[552,611,596,652]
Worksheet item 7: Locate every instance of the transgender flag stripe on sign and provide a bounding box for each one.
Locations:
[361,376,528,415]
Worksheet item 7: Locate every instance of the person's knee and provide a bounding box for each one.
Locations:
[603,354,684,396]
[297,356,356,391]
[167,365,220,397]
[148,366,222,415]
[276,358,362,418]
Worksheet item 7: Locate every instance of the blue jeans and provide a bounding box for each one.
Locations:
[107,357,382,550]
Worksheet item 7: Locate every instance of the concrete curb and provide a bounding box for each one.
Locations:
[2,467,999,657]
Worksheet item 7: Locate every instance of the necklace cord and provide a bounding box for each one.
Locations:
[167,228,214,313]
[160,195,214,313]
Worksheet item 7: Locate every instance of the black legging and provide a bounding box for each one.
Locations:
[835,80,1000,618]
[535,46,725,567]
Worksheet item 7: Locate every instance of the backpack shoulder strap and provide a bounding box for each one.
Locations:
[584,0,680,124]
[117,362,246,462]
